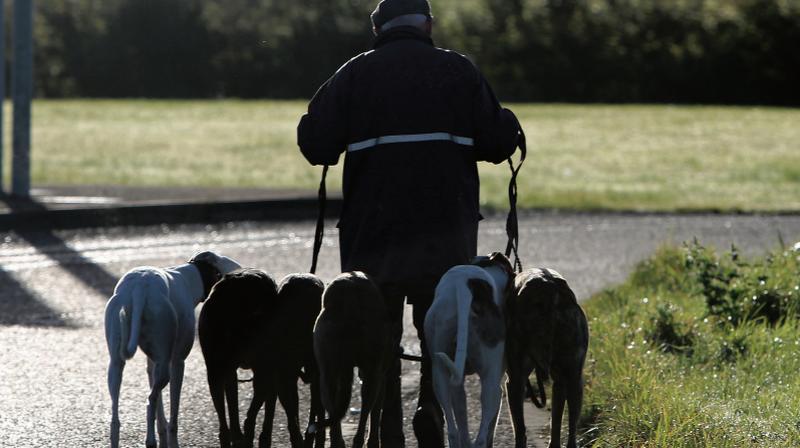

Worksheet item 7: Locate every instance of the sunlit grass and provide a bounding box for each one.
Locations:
[3,100,797,211]
[581,244,800,447]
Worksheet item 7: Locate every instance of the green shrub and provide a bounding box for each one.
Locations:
[645,302,695,354]
[582,241,800,446]
[683,240,800,325]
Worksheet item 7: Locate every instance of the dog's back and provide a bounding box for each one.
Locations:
[513,268,587,376]
[199,268,280,367]
[271,273,324,367]
[427,265,504,382]
[315,272,388,368]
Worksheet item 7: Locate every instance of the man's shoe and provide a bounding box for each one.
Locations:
[412,404,444,448]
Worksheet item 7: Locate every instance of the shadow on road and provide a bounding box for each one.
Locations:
[0,267,71,327]
[1,195,118,327]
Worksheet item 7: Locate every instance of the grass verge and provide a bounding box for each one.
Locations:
[2,100,798,211]
[580,241,800,447]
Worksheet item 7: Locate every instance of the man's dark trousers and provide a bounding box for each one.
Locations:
[380,287,445,448]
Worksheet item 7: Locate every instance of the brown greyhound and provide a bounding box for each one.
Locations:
[505,268,589,448]
[312,272,394,448]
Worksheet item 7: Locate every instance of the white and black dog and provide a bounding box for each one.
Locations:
[104,251,241,448]
[425,252,514,448]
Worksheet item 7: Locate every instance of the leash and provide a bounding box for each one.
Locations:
[310,165,329,274]
[398,346,424,363]
[504,127,527,274]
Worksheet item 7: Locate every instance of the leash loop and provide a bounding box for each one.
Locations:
[505,127,526,273]
[310,165,329,274]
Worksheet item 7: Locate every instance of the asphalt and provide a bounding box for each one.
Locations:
[0,184,342,231]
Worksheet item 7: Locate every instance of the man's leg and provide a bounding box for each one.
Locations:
[380,288,406,448]
[411,295,445,448]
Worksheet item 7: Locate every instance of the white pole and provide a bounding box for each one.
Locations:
[12,0,33,197]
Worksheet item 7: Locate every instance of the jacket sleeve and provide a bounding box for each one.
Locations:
[472,74,521,164]
[297,67,350,166]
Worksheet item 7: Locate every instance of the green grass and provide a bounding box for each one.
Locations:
[580,242,800,447]
[3,100,798,211]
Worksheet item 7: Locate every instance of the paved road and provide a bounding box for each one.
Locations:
[1,213,799,447]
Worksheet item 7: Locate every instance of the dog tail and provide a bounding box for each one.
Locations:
[119,284,146,360]
[437,280,474,386]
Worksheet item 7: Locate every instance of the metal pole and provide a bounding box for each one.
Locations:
[12,0,33,197]
[0,1,5,193]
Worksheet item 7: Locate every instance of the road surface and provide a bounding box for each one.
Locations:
[1,212,799,447]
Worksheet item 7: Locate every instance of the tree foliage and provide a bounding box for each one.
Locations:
[28,0,800,103]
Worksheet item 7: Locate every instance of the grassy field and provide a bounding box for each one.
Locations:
[3,100,798,211]
[581,242,800,447]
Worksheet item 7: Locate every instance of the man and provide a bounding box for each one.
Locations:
[297,0,521,446]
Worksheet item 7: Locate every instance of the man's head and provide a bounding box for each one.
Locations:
[371,0,432,36]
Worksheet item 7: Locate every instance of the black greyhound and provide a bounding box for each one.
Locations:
[199,269,325,448]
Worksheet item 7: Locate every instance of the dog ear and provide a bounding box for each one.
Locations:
[488,252,513,274]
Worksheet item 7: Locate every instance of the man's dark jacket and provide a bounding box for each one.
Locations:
[298,27,520,292]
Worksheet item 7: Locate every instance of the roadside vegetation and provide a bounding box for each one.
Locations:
[580,241,800,447]
[11,100,800,212]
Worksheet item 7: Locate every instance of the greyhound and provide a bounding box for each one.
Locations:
[244,273,327,448]
[505,268,589,448]
[198,269,326,448]
[424,252,514,448]
[313,271,394,448]
[104,251,241,448]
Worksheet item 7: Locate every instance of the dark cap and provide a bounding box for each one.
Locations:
[371,0,432,30]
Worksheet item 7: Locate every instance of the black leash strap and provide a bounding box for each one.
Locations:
[310,165,329,275]
[398,346,424,363]
[504,127,527,273]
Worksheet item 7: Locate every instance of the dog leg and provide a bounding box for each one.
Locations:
[452,383,470,448]
[243,371,266,447]
[319,367,350,448]
[168,359,185,448]
[367,377,385,448]
[256,384,277,448]
[108,359,125,448]
[353,368,382,448]
[565,375,583,448]
[277,373,304,448]
[208,368,232,447]
[549,379,566,448]
[475,373,503,448]
[432,358,459,448]
[147,359,169,448]
[146,361,170,448]
[505,371,529,448]
[225,370,245,446]
[306,366,326,448]
[353,366,382,448]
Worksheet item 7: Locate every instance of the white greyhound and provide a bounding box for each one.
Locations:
[424,252,513,448]
[104,251,241,448]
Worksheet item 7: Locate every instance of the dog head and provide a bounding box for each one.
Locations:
[471,252,515,298]
[189,251,242,299]
[507,268,577,376]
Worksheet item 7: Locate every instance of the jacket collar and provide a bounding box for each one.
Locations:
[373,26,434,49]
